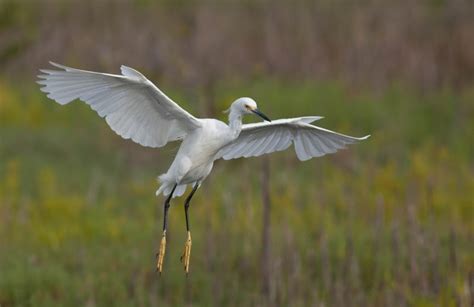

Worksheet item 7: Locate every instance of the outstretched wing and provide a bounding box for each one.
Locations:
[217,117,370,161]
[37,62,202,148]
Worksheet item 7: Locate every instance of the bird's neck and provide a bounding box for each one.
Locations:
[228,109,243,135]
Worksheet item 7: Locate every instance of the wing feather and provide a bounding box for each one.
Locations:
[37,62,202,148]
[217,117,369,161]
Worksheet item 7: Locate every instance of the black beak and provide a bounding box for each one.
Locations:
[252,108,271,122]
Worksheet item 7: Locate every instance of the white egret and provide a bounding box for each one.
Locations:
[37,62,370,274]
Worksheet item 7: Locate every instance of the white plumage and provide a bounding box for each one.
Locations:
[38,62,200,148]
[38,62,370,198]
[217,117,368,161]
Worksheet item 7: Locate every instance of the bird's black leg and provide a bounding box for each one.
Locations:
[156,183,177,274]
[184,183,199,232]
[163,184,177,231]
[181,183,199,273]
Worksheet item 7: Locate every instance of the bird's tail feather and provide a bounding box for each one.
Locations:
[156,174,187,198]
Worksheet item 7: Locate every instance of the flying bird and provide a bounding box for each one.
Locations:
[37,62,370,274]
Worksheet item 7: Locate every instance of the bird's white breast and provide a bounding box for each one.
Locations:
[164,119,235,184]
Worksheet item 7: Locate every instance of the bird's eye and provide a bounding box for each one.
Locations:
[245,105,250,109]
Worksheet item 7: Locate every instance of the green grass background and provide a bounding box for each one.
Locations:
[0,79,473,306]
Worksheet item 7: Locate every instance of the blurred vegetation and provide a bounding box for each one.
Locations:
[1,0,474,93]
[1,0,474,306]
[1,79,473,306]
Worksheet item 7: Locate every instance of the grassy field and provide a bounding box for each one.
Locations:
[0,78,473,306]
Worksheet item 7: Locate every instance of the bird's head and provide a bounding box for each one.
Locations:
[229,97,271,122]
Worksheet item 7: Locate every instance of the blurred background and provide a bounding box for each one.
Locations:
[1,0,473,306]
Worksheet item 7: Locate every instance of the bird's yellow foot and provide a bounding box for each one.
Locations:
[180,231,192,273]
[156,231,167,274]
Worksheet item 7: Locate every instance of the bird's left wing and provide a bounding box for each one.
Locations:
[217,117,370,161]
[37,62,202,148]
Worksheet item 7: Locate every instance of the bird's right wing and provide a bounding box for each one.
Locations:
[37,62,202,148]
[217,117,370,161]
